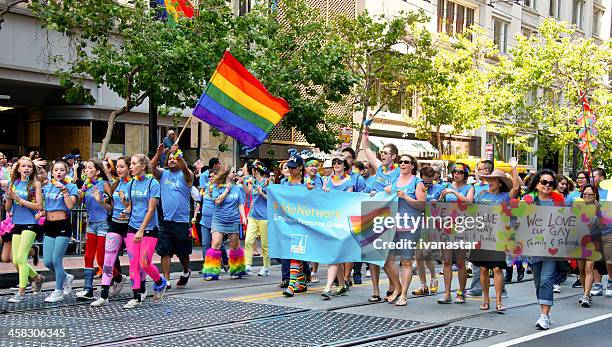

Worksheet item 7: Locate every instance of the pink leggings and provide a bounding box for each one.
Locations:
[125,233,161,291]
[101,232,129,287]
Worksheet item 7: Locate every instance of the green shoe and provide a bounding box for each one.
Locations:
[336,285,349,296]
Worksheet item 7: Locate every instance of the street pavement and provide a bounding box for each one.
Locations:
[0,262,610,346]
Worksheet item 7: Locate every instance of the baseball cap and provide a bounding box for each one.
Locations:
[286,155,304,168]
[323,160,332,169]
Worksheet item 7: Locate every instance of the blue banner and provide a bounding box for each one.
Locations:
[267,185,398,264]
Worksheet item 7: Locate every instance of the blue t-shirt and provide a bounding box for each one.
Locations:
[475,191,510,205]
[11,181,38,225]
[128,177,161,231]
[393,176,422,215]
[370,165,400,193]
[212,185,244,224]
[82,179,109,223]
[248,178,269,220]
[426,183,444,202]
[364,176,375,191]
[111,179,132,221]
[350,172,366,192]
[280,178,306,187]
[160,169,191,223]
[304,174,324,190]
[199,184,215,228]
[44,182,78,213]
[325,176,353,192]
[199,170,210,189]
[443,183,473,202]
[565,190,581,206]
[474,181,489,197]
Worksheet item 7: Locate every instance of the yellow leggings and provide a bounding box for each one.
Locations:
[244,218,269,267]
[12,230,38,288]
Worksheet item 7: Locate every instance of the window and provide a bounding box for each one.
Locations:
[521,27,534,38]
[592,10,602,36]
[239,0,251,16]
[549,0,561,19]
[524,0,537,10]
[572,0,584,29]
[437,0,475,37]
[494,18,509,54]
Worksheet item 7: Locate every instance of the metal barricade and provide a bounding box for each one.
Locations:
[70,206,87,255]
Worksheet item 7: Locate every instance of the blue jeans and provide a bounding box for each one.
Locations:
[200,224,228,265]
[532,260,555,306]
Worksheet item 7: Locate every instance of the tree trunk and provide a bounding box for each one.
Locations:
[100,108,126,159]
[436,125,442,156]
[354,94,370,156]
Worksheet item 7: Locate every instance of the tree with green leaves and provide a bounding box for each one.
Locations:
[500,18,612,170]
[230,0,355,152]
[334,9,429,152]
[408,27,500,155]
[31,0,233,157]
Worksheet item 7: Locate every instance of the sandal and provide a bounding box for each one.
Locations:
[368,295,382,303]
[480,302,490,311]
[310,274,320,283]
[387,291,401,303]
[496,303,505,313]
[383,290,394,301]
[455,290,466,304]
[395,297,407,306]
[437,296,452,304]
[412,286,429,296]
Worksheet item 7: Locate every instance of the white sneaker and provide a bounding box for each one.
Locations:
[8,292,25,303]
[44,290,64,303]
[535,314,550,330]
[590,283,604,296]
[258,267,270,277]
[605,289,612,297]
[123,299,141,309]
[141,289,148,303]
[63,274,74,295]
[245,265,253,276]
[109,275,126,297]
[553,284,561,293]
[75,289,89,298]
[90,297,109,307]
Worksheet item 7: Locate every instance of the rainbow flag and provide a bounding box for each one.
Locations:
[193,51,290,148]
[155,0,194,26]
[348,206,392,247]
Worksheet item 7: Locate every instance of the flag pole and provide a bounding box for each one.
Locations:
[175,47,231,146]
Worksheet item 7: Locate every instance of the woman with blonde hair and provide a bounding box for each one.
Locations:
[6,157,45,302]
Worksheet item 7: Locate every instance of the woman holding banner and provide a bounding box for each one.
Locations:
[523,169,564,330]
[470,159,521,313]
[576,184,602,308]
[360,128,402,303]
[202,167,247,281]
[244,161,271,277]
[436,163,474,305]
[385,155,426,306]
[280,154,313,297]
[320,157,353,300]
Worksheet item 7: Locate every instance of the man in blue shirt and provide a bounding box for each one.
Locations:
[152,143,194,290]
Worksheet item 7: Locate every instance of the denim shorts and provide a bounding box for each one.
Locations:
[86,220,110,237]
[211,221,240,234]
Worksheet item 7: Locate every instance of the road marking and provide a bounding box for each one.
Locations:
[489,312,612,347]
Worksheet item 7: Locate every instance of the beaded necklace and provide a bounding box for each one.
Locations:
[331,173,350,184]
[81,177,103,192]
[133,174,153,182]
[288,175,302,185]
[11,178,36,205]
[51,178,71,186]
[381,163,399,173]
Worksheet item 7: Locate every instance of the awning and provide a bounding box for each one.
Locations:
[368,136,439,158]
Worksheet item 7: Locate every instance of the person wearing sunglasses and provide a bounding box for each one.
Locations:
[469,159,521,313]
[523,169,565,330]
[360,128,401,303]
[380,155,425,306]
[412,166,442,297]
[320,157,353,300]
[437,163,474,305]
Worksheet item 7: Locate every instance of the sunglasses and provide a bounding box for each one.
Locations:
[332,159,343,164]
[583,193,595,196]
[539,179,555,187]
[422,181,433,186]
[399,160,415,165]
[452,170,465,174]
[379,151,391,156]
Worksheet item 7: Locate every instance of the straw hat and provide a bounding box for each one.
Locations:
[479,169,513,191]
